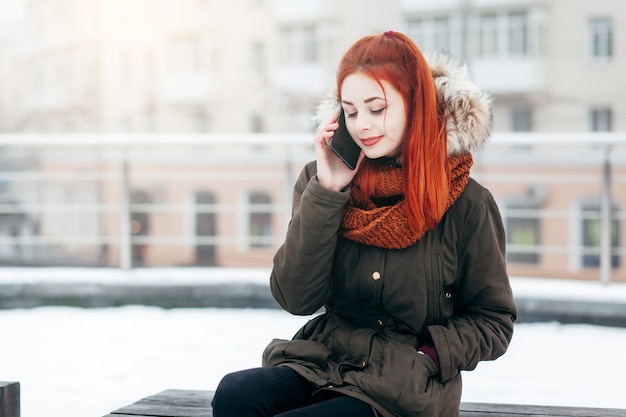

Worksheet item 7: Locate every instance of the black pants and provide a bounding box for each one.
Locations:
[211,366,375,417]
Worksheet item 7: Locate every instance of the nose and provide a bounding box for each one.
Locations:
[355,113,371,132]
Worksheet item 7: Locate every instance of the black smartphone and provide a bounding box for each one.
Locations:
[328,109,361,170]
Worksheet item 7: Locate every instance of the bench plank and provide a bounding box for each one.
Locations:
[104,389,626,417]
[460,402,626,416]
[105,390,211,417]
[0,381,20,417]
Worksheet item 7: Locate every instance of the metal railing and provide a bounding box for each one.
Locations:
[0,132,625,283]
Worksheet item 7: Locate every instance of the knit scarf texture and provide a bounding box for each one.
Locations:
[341,153,473,249]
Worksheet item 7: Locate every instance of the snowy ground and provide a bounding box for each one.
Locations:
[1,269,626,417]
[1,307,626,417]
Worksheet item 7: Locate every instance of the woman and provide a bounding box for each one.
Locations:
[212,31,517,417]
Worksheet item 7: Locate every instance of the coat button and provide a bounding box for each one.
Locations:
[372,271,381,280]
[445,292,452,299]
[377,319,383,326]
[360,360,367,367]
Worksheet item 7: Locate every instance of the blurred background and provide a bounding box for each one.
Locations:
[0,0,624,283]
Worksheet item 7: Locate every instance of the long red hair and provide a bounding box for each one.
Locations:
[336,31,449,232]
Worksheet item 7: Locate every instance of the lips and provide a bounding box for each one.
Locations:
[360,136,382,147]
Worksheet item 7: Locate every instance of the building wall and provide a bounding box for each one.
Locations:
[1,0,624,135]
[540,0,626,133]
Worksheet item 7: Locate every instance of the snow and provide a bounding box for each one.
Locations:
[0,267,273,286]
[1,269,626,417]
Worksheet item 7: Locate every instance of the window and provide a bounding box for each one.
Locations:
[589,17,612,61]
[130,190,152,266]
[502,187,545,264]
[580,202,620,268]
[250,42,266,78]
[144,49,156,84]
[279,26,318,64]
[194,191,217,266]
[119,50,131,85]
[511,106,533,132]
[248,191,272,247]
[405,17,451,54]
[194,108,208,132]
[476,11,533,58]
[169,37,200,72]
[507,216,540,264]
[405,19,426,48]
[508,12,529,56]
[478,14,498,57]
[589,107,612,132]
[250,114,263,133]
[432,17,451,54]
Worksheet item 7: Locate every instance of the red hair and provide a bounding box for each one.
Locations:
[336,32,450,232]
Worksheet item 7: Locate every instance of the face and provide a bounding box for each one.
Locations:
[340,72,407,159]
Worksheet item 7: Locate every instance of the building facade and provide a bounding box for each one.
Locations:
[0,0,625,282]
[1,0,624,134]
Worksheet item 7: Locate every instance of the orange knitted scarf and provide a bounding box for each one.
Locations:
[340,153,473,249]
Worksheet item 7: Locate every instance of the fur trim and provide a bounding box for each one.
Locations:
[313,54,492,156]
[428,53,493,155]
[313,90,341,133]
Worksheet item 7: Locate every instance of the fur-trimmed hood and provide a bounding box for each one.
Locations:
[314,54,492,156]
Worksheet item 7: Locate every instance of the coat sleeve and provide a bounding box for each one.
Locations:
[428,185,517,383]
[269,162,351,315]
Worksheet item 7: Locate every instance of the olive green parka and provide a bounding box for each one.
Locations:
[262,55,517,417]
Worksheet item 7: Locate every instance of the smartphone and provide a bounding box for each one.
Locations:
[328,109,361,170]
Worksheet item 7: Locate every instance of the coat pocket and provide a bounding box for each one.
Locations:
[262,338,333,368]
[356,336,442,416]
[262,338,338,387]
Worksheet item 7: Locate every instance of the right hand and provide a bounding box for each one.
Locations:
[313,113,364,192]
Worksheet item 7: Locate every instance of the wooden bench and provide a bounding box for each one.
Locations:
[0,381,20,417]
[103,389,626,417]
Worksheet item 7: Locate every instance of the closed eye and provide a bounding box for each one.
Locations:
[346,107,386,118]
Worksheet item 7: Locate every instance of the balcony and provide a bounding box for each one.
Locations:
[470,57,546,94]
[163,72,208,103]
